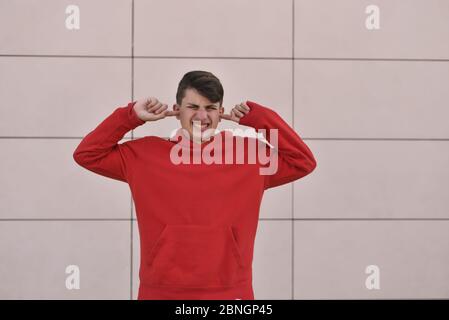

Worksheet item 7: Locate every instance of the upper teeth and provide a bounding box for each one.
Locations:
[193,122,209,127]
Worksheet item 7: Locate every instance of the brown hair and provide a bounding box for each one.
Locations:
[176,70,224,107]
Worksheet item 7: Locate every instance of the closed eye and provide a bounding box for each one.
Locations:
[188,106,217,110]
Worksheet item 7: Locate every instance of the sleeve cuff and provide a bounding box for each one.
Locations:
[128,101,146,127]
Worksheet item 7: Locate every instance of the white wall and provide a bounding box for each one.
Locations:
[0,0,448,299]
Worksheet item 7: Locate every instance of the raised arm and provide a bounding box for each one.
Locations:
[238,101,317,190]
[73,101,145,182]
[73,97,179,182]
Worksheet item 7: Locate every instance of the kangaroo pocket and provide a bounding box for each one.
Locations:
[144,224,244,288]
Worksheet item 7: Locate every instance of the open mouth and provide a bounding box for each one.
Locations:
[192,121,211,131]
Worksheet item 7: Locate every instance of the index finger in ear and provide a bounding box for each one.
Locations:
[220,113,233,120]
[164,110,180,116]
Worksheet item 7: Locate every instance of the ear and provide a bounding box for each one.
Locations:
[219,106,224,122]
[173,104,181,120]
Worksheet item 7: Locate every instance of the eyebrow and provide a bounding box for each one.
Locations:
[186,103,218,108]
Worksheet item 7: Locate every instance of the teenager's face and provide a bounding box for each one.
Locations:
[173,88,224,141]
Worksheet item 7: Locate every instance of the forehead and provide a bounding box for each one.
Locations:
[183,88,219,107]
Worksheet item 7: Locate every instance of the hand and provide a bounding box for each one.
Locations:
[134,97,180,122]
[219,102,250,123]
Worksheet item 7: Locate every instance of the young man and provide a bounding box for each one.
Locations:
[73,70,317,300]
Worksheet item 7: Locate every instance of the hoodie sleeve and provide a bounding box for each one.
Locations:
[73,101,146,183]
[238,100,317,190]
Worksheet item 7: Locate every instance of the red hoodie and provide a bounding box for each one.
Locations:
[73,100,316,300]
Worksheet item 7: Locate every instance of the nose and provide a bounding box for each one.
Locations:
[193,109,208,121]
